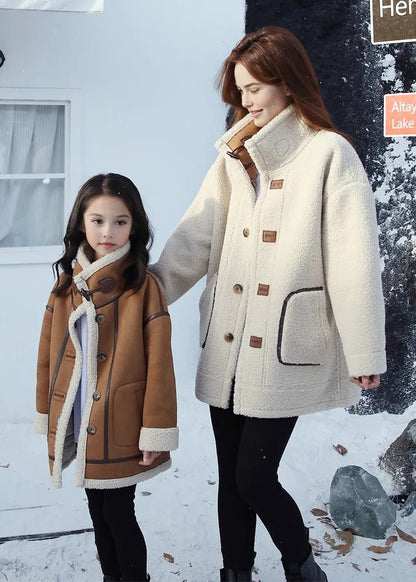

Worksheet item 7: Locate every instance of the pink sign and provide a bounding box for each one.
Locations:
[384,93,416,137]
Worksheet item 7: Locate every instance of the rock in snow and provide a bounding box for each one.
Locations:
[329,465,397,539]
[401,491,416,517]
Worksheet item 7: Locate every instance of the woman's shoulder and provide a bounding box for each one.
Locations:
[313,128,355,152]
[312,129,365,172]
[310,130,371,191]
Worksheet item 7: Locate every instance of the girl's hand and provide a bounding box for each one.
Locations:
[349,374,380,389]
[139,451,162,466]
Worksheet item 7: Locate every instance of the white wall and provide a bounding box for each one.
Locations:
[0,0,245,421]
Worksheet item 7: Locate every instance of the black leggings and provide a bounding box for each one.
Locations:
[85,485,147,581]
[210,403,310,572]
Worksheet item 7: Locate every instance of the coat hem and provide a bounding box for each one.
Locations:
[195,384,362,418]
[80,458,172,489]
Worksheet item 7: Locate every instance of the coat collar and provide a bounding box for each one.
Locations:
[72,241,131,308]
[216,105,318,177]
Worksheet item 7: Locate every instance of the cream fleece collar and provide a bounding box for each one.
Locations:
[73,240,131,287]
[216,105,317,176]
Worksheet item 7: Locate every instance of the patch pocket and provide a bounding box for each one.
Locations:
[199,273,218,348]
[113,382,144,447]
[277,287,330,366]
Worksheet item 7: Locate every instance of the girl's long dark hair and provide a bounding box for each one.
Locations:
[53,173,153,295]
[218,26,348,141]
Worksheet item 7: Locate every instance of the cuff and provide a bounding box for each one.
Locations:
[139,426,178,452]
[34,412,48,434]
[346,351,387,377]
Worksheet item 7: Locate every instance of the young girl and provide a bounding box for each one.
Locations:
[35,173,178,582]
[151,27,386,582]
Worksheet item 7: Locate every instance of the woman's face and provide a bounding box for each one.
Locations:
[234,62,291,128]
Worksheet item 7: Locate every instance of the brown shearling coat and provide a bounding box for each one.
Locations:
[35,242,178,489]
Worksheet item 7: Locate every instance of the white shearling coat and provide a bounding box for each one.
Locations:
[152,106,386,418]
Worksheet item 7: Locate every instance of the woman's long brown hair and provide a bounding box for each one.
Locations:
[218,26,348,140]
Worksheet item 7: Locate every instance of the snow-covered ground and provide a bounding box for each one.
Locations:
[1,388,415,582]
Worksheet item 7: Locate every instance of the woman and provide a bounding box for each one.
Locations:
[152,26,386,582]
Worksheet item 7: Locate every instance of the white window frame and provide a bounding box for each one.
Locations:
[0,87,81,264]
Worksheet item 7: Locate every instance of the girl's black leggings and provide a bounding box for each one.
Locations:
[210,403,310,572]
[85,485,147,581]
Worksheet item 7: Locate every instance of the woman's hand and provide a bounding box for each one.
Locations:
[139,451,162,466]
[349,374,380,389]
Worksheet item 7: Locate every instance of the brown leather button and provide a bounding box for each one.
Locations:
[92,392,101,401]
[95,314,104,324]
[270,179,284,189]
[224,333,234,342]
[97,352,107,362]
[243,228,250,237]
[257,284,270,296]
[233,284,243,294]
[87,425,96,435]
[262,230,277,243]
[249,336,263,348]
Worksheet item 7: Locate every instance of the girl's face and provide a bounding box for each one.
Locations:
[83,194,133,260]
[234,62,291,128]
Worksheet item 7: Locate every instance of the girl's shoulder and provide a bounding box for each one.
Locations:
[142,271,169,314]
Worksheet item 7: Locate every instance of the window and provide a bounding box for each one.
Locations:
[0,89,81,264]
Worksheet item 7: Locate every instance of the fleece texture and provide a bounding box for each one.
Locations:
[35,242,178,488]
[151,105,386,418]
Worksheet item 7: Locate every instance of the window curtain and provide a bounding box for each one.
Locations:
[0,104,65,247]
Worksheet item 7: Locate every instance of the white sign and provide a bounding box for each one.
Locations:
[0,0,103,11]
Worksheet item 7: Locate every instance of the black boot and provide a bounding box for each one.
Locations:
[220,568,252,581]
[283,547,328,581]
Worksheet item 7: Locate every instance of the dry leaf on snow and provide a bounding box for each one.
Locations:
[311,508,328,517]
[310,537,332,555]
[318,516,337,529]
[310,538,324,554]
[332,444,348,455]
[396,527,416,544]
[368,545,391,554]
[333,530,354,555]
[367,534,398,554]
[163,553,174,563]
[386,535,398,547]
[324,530,353,555]
[324,531,336,547]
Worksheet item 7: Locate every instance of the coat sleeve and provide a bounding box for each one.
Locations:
[35,291,56,434]
[322,137,386,377]
[138,274,179,452]
[150,157,225,304]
